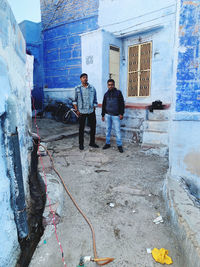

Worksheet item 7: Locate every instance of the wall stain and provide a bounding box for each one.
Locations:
[184,149,200,176]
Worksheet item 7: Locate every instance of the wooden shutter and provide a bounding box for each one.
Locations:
[128,42,151,97]
[139,43,151,96]
[128,45,139,96]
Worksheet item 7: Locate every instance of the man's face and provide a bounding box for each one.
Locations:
[80,75,88,84]
[108,82,115,90]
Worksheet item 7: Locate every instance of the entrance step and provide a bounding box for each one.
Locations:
[147,110,170,121]
[142,130,168,146]
[141,143,169,157]
[143,120,169,132]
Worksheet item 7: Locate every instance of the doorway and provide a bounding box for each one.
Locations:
[109,45,120,89]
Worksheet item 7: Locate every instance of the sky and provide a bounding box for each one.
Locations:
[7,0,41,23]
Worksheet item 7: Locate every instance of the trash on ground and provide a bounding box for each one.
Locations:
[152,248,173,265]
[153,215,163,224]
[43,212,61,227]
[132,210,136,214]
[109,203,115,208]
[38,142,47,156]
[146,248,152,254]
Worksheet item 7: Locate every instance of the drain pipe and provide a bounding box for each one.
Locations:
[6,97,28,238]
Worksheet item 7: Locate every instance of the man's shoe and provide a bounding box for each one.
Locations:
[118,146,123,153]
[79,144,84,150]
[89,143,99,148]
[103,144,111,149]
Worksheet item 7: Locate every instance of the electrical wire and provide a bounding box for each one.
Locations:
[32,96,67,267]
[113,11,175,36]
[99,4,175,29]
[39,143,114,266]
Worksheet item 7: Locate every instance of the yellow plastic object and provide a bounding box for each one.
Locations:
[152,248,173,265]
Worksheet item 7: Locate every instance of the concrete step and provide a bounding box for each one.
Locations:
[142,130,168,145]
[121,127,141,143]
[144,120,169,132]
[147,109,170,121]
[141,143,169,157]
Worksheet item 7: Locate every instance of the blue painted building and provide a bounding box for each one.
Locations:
[41,0,99,91]
[0,0,32,265]
[169,0,200,197]
[19,21,44,109]
[39,0,200,193]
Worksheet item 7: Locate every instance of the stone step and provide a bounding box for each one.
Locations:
[143,120,169,132]
[147,109,170,121]
[142,130,168,145]
[121,127,141,143]
[141,143,169,157]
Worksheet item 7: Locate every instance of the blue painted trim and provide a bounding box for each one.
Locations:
[174,112,200,121]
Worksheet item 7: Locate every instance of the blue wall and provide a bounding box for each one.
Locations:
[43,16,98,88]
[41,0,99,30]
[169,0,200,197]
[20,21,44,109]
[176,0,200,112]
[40,0,99,89]
[0,0,32,265]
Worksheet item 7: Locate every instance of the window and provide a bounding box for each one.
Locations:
[128,42,152,97]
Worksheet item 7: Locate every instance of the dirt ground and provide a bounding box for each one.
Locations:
[30,119,183,267]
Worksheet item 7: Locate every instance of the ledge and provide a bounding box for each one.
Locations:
[163,176,200,267]
[98,103,171,110]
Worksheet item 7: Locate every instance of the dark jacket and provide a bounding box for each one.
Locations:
[102,88,125,117]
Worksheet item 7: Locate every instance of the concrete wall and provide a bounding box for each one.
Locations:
[20,20,44,109]
[81,1,177,147]
[81,30,123,103]
[169,0,200,197]
[97,0,177,104]
[98,0,176,33]
[40,0,99,91]
[0,0,32,265]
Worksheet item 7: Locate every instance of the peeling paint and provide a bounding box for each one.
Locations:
[183,1,199,6]
[0,0,32,265]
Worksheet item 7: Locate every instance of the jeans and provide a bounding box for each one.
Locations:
[79,111,96,145]
[105,114,122,146]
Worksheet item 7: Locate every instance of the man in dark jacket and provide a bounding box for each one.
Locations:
[102,79,125,153]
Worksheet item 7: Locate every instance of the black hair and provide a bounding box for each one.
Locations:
[107,79,115,84]
[80,73,88,78]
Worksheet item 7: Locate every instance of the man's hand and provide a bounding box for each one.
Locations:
[102,116,105,122]
[119,115,123,120]
[76,110,81,117]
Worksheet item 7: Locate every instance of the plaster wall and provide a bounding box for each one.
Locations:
[98,0,177,104]
[20,21,44,109]
[0,0,32,265]
[169,0,200,197]
[98,0,176,34]
[122,15,176,104]
[40,0,99,90]
[81,30,122,103]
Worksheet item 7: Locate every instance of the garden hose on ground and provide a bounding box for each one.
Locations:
[40,143,114,266]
